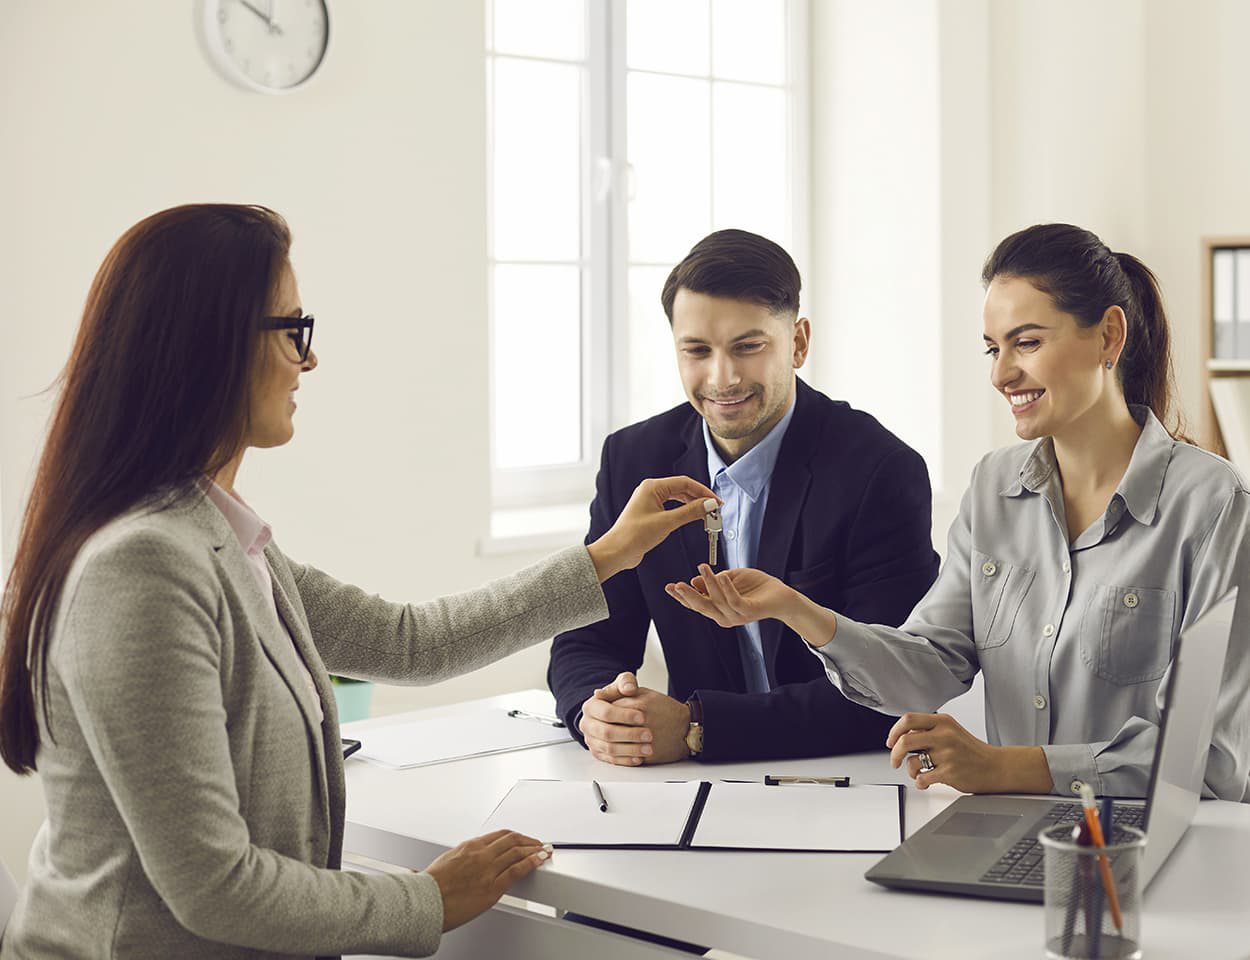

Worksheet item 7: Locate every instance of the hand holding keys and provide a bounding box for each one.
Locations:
[703,499,722,567]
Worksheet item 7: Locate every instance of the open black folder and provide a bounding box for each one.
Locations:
[482,779,906,853]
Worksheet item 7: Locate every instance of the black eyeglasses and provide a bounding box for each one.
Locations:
[262,314,315,363]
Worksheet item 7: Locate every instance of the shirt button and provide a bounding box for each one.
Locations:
[1123,593,1139,609]
[725,529,736,540]
[1042,624,1055,637]
[1062,560,1070,573]
[981,561,998,577]
[1109,501,1122,514]
[1070,780,1087,796]
[1033,694,1047,710]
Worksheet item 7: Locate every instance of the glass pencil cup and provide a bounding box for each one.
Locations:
[1039,824,1146,960]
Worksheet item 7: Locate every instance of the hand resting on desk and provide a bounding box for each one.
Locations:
[423,828,552,932]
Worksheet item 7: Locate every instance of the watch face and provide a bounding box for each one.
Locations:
[205,0,329,93]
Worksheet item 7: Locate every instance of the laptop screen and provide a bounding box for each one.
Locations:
[1140,588,1237,881]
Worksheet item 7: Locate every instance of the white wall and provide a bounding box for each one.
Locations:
[807,0,944,484]
[986,0,1150,448]
[0,0,562,883]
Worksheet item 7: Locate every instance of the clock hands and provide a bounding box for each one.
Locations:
[236,0,284,36]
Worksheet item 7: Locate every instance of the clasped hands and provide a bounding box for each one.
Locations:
[578,671,693,765]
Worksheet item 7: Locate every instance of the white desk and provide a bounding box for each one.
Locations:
[343,693,1250,959]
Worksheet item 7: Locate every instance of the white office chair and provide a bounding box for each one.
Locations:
[0,854,19,939]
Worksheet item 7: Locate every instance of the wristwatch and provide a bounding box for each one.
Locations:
[684,694,704,757]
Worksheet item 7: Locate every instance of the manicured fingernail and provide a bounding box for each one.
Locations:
[632,714,644,724]
[703,498,717,512]
[642,745,653,755]
[537,850,548,860]
[543,843,553,852]
[641,731,653,742]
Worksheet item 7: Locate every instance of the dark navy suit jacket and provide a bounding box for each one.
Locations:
[548,378,941,762]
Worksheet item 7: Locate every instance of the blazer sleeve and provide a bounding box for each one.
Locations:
[694,445,940,761]
[55,528,447,957]
[547,436,653,736]
[284,544,609,685]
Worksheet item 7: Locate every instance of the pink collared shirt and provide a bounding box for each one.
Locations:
[204,481,324,723]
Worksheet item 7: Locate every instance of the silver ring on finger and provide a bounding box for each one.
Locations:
[917,750,936,774]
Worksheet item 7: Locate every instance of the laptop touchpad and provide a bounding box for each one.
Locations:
[935,812,1021,838]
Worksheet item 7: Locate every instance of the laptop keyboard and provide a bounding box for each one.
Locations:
[979,802,1146,887]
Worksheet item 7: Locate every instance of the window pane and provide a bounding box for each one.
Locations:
[627,73,711,263]
[491,0,585,61]
[711,82,789,245]
[493,264,582,468]
[627,266,687,425]
[493,57,582,262]
[626,0,709,76]
[711,0,786,84]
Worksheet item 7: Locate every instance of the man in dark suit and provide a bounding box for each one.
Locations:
[548,229,940,765]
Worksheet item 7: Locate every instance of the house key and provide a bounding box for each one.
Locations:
[703,501,722,567]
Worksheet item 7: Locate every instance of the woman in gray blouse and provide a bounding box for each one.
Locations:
[0,204,717,959]
[669,223,1250,803]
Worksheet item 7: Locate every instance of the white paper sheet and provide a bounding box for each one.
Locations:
[690,782,901,851]
[349,707,569,769]
[482,780,704,846]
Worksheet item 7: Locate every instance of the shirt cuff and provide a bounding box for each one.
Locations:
[803,616,884,708]
[1041,742,1101,798]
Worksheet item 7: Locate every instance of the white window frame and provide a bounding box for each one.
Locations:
[486,0,810,523]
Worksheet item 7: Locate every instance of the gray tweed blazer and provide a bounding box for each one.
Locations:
[1,489,607,959]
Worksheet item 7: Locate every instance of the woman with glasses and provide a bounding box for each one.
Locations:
[0,204,717,959]
[668,223,1250,803]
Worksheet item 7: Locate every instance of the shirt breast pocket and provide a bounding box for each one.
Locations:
[1079,585,1177,685]
[970,550,1035,650]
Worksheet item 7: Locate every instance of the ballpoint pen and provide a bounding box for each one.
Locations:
[1079,784,1123,934]
[592,779,608,813]
[507,708,566,728]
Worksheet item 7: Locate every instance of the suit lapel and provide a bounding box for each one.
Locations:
[189,493,333,830]
[755,382,818,687]
[267,560,336,832]
[673,416,748,689]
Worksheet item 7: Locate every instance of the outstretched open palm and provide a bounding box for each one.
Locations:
[666,565,793,628]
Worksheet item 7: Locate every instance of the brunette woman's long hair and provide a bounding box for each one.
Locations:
[0,204,291,774]
[982,223,1189,441]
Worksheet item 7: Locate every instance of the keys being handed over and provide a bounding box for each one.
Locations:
[704,503,722,567]
[586,480,721,583]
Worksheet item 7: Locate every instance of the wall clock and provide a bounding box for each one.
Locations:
[200,0,330,94]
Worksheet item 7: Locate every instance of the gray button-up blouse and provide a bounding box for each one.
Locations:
[814,407,1250,801]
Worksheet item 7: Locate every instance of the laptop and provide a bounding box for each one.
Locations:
[864,588,1238,903]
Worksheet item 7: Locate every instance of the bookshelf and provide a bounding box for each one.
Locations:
[1200,236,1250,463]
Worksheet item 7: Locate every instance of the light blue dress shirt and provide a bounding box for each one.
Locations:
[704,394,797,694]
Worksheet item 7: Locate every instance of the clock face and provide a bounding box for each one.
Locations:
[203,0,330,94]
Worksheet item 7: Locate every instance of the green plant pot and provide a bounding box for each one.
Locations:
[331,679,374,724]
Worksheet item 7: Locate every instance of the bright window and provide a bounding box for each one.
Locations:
[487,0,806,511]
